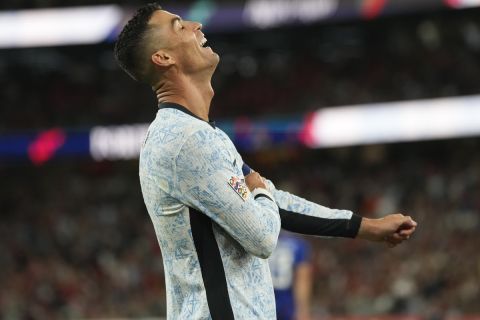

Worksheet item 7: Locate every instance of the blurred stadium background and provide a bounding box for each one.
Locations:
[1,0,480,319]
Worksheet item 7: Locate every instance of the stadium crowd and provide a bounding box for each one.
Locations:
[0,0,203,10]
[1,8,480,132]
[1,139,479,319]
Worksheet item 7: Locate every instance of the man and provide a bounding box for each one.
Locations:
[269,232,312,320]
[113,3,417,319]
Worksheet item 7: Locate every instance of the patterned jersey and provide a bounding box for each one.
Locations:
[139,103,362,320]
[269,234,310,320]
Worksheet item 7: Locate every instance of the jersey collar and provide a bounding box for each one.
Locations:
[158,102,216,129]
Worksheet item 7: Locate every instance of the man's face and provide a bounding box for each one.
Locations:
[148,10,219,74]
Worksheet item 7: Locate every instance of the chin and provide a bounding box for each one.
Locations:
[206,54,220,71]
[212,53,220,66]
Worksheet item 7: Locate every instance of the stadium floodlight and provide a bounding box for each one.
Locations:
[0,2,479,48]
[445,0,480,9]
[90,124,149,161]
[0,5,123,48]
[303,95,480,148]
[243,0,338,29]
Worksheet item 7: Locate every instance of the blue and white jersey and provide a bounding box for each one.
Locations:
[269,234,310,320]
[139,103,362,320]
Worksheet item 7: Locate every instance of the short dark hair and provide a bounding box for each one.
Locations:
[114,3,162,83]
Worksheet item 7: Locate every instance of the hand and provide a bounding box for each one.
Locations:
[245,171,267,191]
[357,213,417,248]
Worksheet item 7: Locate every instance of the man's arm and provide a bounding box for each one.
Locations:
[269,181,416,246]
[269,186,363,238]
[175,129,281,258]
[242,164,416,245]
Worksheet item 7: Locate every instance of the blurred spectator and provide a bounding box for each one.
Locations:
[269,232,313,320]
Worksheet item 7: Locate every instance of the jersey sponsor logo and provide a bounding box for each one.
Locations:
[228,176,249,201]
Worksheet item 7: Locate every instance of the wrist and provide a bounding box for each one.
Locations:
[357,218,380,241]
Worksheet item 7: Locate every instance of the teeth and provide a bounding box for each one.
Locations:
[201,38,207,47]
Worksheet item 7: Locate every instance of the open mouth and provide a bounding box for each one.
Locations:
[200,37,210,49]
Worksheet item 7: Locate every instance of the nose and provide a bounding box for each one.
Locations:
[194,21,202,30]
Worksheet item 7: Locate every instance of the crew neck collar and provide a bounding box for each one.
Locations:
[158,102,215,128]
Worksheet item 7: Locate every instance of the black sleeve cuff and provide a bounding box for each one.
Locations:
[280,210,363,238]
[348,214,363,238]
[254,194,274,201]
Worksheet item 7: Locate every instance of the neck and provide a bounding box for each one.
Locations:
[153,71,214,121]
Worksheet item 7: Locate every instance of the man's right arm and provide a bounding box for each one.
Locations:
[174,129,281,259]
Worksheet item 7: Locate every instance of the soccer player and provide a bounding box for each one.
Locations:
[269,233,312,320]
[113,3,417,319]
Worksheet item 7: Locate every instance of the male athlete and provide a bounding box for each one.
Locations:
[114,3,417,319]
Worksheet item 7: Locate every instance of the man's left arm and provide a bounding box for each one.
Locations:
[242,163,417,245]
[267,179,363,238]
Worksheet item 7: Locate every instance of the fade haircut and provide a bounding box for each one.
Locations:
[114,3,162,83]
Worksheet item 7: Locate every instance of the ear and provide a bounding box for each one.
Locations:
[151,50,175,67]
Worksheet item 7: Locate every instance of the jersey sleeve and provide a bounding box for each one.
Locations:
[240,162,361,238]
[266,179,362,238]
[174,129,281,259]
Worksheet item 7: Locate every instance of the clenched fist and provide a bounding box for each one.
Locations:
[357,213,417,248]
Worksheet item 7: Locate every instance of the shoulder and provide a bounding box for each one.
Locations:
[147,109,204,143]
[140,109,213,176]
[175,126,233,177]
[142,109,213,156]
[174,124,244,185]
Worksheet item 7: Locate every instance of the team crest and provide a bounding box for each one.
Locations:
[228,176,249,201]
